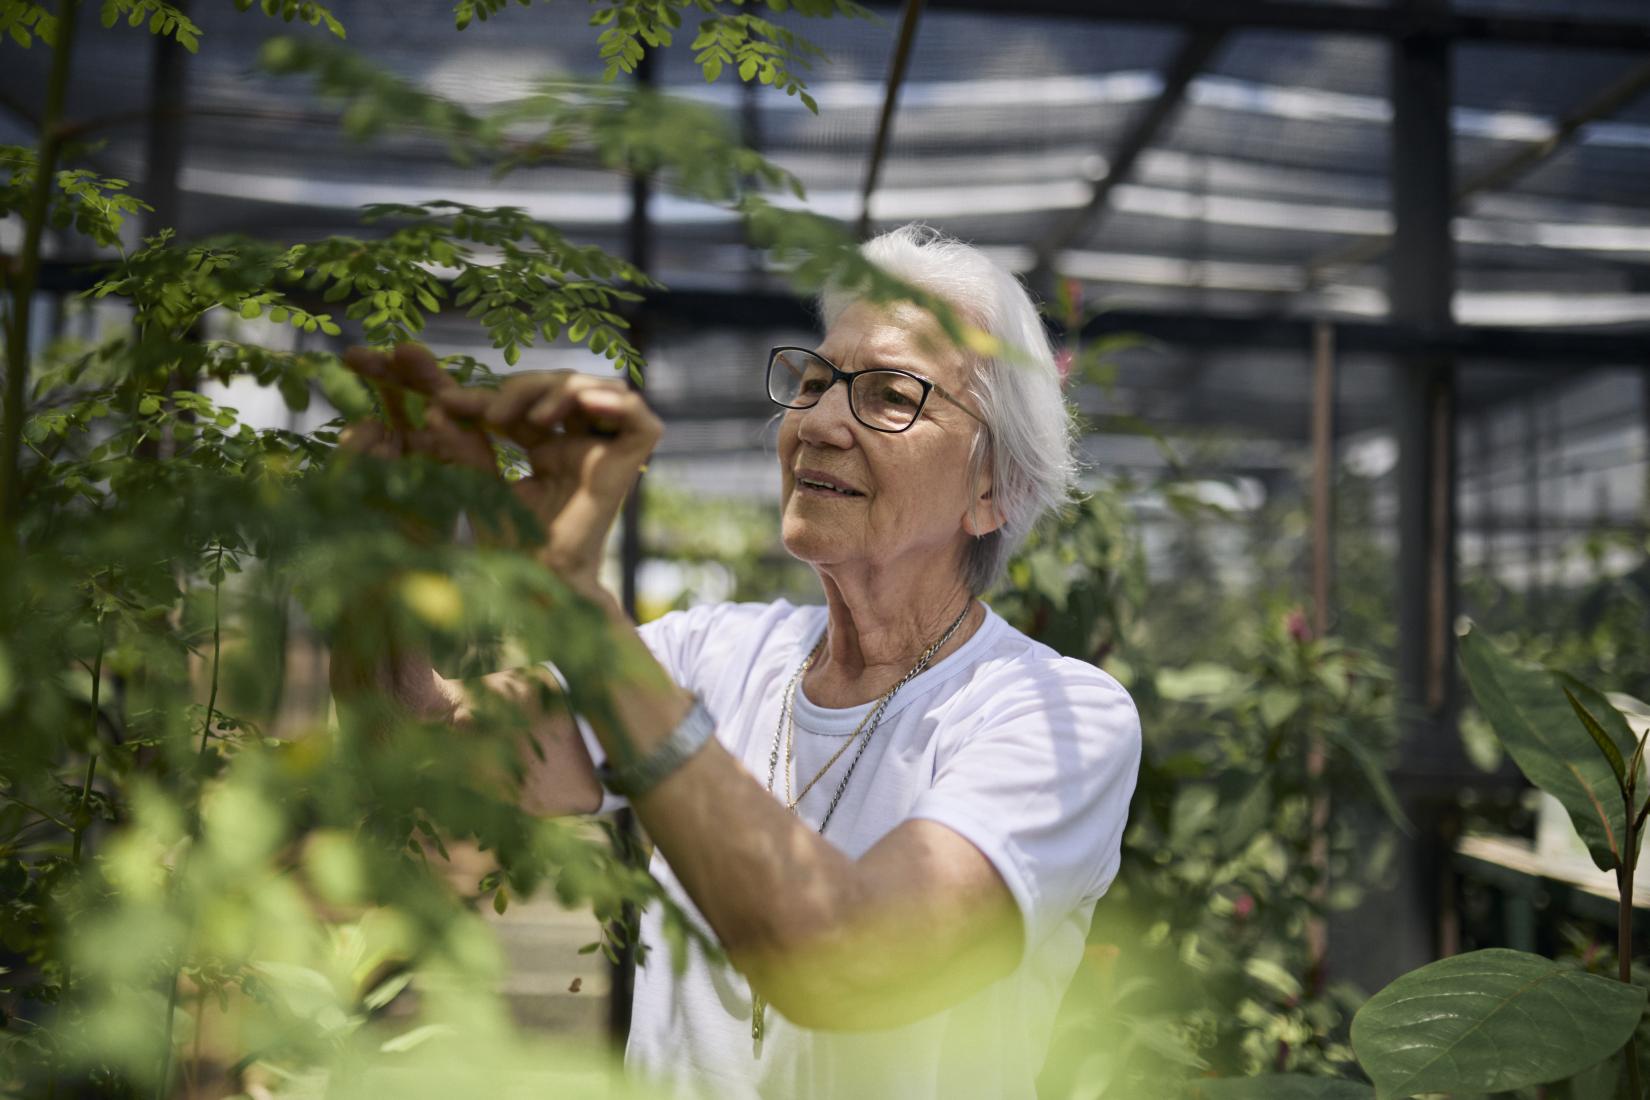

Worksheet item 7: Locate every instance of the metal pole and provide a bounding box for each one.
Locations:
[607,47,654,1055]
[141,0,189,238]
[1306,319,1335,989]
[1332,0,1461,994]
[856,0,925,241]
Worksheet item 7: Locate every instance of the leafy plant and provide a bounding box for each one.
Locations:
[1186,630,1650,1098]
[0,0,1014,1094]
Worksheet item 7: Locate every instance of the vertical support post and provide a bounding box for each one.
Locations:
[607,48,654,1054]
[1311,321,1336,641]
[1306,320,1336,989]
[142,0,190,238]
[1524,397,1542,619]
[1391,0,1460,964]
[1332,0,1462,995]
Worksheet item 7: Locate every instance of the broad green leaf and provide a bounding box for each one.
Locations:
[1459,628,1626,871]
[1351,948,1644,1099]
[1186,1076,1374,1100]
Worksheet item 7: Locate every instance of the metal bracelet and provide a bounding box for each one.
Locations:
[595,697,715,798]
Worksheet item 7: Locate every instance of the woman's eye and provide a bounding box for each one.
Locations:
[801,378,828,394]
[880,386,915,407]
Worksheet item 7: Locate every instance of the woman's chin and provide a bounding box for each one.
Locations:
[779,518,845,567]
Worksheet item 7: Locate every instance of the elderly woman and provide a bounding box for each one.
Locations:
[339,225,1141,1099]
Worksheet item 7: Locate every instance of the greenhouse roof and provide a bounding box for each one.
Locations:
[5,0,1650,459]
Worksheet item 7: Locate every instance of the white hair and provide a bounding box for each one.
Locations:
[818,224,1080,594]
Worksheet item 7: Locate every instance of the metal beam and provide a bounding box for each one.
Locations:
[1031,29,1224,279]
[857,0,925,241]
[1310,56,1650,282]
[23,258,1650,366]
[910,0,1650,52]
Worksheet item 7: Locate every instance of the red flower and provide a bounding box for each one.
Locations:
[1285,608,1312,644]
[1233,893,1255,920]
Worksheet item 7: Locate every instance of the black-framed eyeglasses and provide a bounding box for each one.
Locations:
[765,346,988,435]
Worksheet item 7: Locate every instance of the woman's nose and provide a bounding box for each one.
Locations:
[796,379,857,446]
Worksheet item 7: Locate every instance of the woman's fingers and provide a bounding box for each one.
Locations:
[337,419,401,460]
[416,405,496,472]
[384,342,455,395]
[342,346,390,381]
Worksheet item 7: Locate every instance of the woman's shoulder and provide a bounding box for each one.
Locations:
[636,598,822,679]
[963,606,1138,714]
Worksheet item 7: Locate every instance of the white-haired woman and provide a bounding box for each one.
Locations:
[338,226,1141,1099]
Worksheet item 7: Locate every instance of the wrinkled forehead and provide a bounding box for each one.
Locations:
[817,300,974,388]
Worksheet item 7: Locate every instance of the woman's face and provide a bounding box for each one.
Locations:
[777,300,993,584]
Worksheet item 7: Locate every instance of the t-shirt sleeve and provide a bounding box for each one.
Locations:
[905,661,1142,958]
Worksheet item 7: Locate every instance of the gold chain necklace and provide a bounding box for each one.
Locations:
[750,599,975,1056]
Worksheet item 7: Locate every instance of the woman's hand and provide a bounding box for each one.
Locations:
[434,369,662,591]
[330,344,485,722]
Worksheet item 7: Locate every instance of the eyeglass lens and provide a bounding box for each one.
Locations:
[769,350,927,431]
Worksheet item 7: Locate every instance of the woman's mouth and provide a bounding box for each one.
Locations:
[795,471,864,498]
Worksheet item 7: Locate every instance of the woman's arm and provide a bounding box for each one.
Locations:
[328,345,618,820]
[568,580,1023,1031]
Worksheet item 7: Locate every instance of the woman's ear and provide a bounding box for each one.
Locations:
[962,485,1005,538]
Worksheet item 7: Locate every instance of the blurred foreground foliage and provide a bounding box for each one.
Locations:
[0,0,988,1095]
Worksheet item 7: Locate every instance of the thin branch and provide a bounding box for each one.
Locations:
[2,0,81,540]
[70,630,104,864]
[1,792,71,831]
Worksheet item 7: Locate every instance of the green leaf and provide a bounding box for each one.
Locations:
[493,885,508,914]
[379,1022,457,1054]
[1259,686,1301,729]
[1321,722,1414,836]
[1565,684,1628,793]
[1459,628,1627,872]
[1185,1076,1374,1100]
[360,970,413,1011]
[1351,948,1645,1099]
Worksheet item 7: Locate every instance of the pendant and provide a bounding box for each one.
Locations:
[752,990,766,1057]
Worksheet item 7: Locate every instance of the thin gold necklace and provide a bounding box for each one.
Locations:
[751,599,975,1056]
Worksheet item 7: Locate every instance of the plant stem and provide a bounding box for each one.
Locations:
[1621,846,1643,1100]
[159,546,226,1099]
[1,0,80,543]
[70,632,103,864]
[198,543,223,759]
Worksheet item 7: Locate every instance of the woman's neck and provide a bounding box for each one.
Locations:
[802,568,981,709]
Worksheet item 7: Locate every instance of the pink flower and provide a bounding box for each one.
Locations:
[1285,608,1312,644]
[1233,894,1255,920]
[1055,347,1074,388]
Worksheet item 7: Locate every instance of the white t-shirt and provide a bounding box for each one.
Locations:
[574,599,1141,1100]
